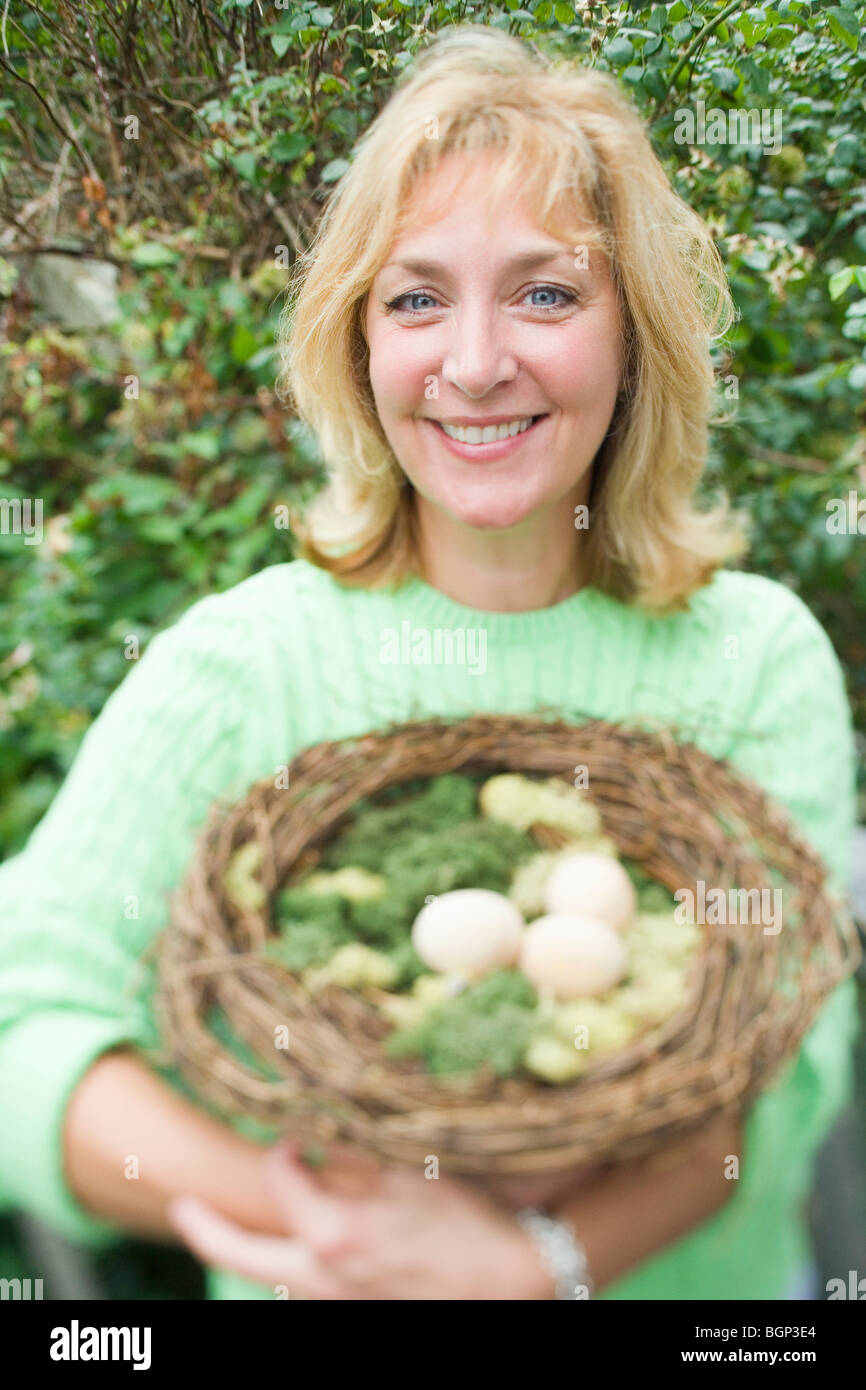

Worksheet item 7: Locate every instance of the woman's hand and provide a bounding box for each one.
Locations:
[168,1140,556,1300]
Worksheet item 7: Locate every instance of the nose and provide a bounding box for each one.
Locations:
[441,304,518,398]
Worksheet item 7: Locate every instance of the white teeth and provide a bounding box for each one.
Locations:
[440,416,536,444]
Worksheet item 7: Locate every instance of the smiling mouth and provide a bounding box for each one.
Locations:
[432,414,547,445]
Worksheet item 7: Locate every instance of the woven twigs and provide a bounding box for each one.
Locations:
[152,715,860,1173]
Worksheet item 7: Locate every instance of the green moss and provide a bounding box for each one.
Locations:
[268,889,351,968]
[348,893,416,948]
[381,818,537,901]
[380,936,428,989]
[321,773,480,871]
[621,857,677,913]
[384,968,537,1077]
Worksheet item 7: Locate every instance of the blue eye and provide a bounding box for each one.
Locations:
[526,285,576,309]
[385,291,438,315]
[383,284,578,317]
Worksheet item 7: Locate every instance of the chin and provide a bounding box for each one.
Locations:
[458,509,534,531]
[435,484,545,532]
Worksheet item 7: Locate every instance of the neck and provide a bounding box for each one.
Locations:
[414,479,592,614]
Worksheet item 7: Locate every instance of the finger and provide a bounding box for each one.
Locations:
[262,1146,355,1250]
[280,1139,383,1194]
[313,1144,383,1197]
[167,1197,347,1299]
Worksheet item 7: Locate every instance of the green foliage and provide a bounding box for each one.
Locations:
[1,1,865,860]
[267,889,352,969]
[377,817,540,898]
[384,967,538,1076]
[621,858,679,913]
[322,773,481,870]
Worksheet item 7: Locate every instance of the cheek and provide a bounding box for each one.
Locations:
[367,327,434,418]
[536,321,622,410]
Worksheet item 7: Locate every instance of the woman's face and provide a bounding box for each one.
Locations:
[364,152,623,533]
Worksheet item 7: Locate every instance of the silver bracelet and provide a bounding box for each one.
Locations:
[515,1206,593,1300]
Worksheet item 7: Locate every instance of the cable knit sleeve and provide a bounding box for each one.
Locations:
[0,592,265,1247]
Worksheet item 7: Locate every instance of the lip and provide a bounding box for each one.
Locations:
[423,413,548,461]
[433,414,544,427]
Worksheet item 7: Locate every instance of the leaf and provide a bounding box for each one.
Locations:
[826,6,860,51]
[827,166,852,189]
[738,55,770,99]
[130,242,179,267]
[230,150,258,184]
[137,514,186,544]
[321,158,350,182]
[765,24,795,48]
[195,479,273,537]
[605,37,635,66]
[178,430,221,461]
[554,2,574,22]
[230,323,258,363]
[271,131,312,162]
[711,67,740,93]
[271,34,291,57]
[310,5,334,25]
[643,67,667,100]
[85,473,182,515]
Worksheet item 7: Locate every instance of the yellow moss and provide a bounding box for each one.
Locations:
[546,998,640,1055]
[223,842,266,911]
[303,866,387,901]
[523,1032,587,1083]
[302,943,399,992]
[480,774,601,839]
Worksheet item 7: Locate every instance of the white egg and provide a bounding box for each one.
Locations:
[544,852,637,933]
[519,914,628,999]
[411,889,525,978]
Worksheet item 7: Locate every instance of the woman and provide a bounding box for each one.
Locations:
[0,27,857,1301]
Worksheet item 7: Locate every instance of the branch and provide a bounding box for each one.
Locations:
[2,242,124,265]
[80,6,128,215]
[0,56,91,173]
[262,190,307,257]
[735,438,832,475]
[652,0,747,124]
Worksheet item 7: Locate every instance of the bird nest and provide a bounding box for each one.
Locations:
[151,714,860,1175]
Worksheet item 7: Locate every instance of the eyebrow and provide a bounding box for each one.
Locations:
[382,248,580,279]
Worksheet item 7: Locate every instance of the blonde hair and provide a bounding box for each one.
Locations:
[278,24,748,613]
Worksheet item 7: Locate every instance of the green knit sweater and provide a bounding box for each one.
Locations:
[0,558,858,1301]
